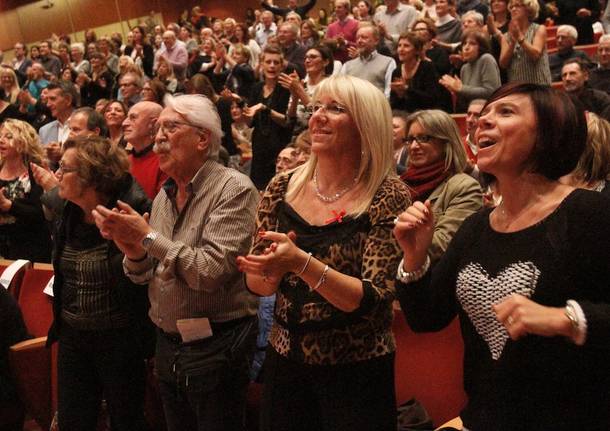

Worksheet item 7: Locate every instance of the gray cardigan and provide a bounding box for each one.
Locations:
[457,53,501,112]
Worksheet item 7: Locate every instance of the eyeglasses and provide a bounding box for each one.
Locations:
[58,161,78,174]
[305,54,322,60]
[154,120,203,135]
[306,102,348,116]
[404,134,436,145]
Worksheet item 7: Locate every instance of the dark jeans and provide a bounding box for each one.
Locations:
[155,316,257,431]
[261,348,397,431]
[57,324,146,431]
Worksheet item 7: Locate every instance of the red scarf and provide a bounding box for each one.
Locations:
[401,160,450,201]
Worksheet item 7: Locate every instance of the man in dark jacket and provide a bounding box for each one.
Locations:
[562,58,610,121]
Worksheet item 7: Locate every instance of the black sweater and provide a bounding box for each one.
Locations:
[397,189,610,431]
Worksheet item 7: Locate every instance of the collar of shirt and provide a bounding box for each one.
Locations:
[384,3,405,15]
[436,14,455,25]
[162,159,215,204]
[359,50,379,62]
[58,120,71,144]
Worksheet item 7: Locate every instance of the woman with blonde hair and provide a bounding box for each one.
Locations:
[155,56,178,93]
[401,109,482,262]
[499,0,551,85]
[0,119,52,262]
[238,75,410,430]
[560,112,610,196]
[0,67,20,105]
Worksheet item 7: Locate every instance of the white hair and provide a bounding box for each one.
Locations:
[163,94,223,159]
[71,42,85,54]
[557,24,578,41]
[462,11,484,26]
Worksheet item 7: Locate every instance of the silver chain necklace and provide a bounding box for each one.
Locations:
[313,169,357,203]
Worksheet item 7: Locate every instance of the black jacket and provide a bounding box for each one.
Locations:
[44,175,155,357]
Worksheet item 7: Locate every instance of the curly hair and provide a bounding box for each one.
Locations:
[62,136,130,197]
[0,119,45,165]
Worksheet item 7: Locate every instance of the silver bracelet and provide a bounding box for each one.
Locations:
[312,264,329,291]
[396,255,430,284]
[295,252,312,276]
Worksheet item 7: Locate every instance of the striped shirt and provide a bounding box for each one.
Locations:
[506,23,552,86]
[124,159,260,334]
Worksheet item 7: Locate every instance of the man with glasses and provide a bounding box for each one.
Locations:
[92,94,259,431]
[118,72,142,107]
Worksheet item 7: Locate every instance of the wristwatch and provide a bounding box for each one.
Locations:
[141,231,158,250]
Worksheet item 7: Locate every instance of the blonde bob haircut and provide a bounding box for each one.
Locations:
[405,110,468,174]
[0,119,45,165]
[286,75,395,216]
[572,112,610,183]
[508,0,539,20]
[63,136,130,197]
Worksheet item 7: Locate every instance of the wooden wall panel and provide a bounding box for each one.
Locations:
[15,0,73,42]
[0,9,24,49]
[67,0,120,31]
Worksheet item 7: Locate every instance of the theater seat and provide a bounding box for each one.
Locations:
[7,263,57,429]
[0,258,31,299]
[393,310,466,427]
[451,114,467,137]
[9,337,53,430]
[574,43,599,60]
[18,263,54,338]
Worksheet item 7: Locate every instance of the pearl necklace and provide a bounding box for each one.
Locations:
[313,169,358,203]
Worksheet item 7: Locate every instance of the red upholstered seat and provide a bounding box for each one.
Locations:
[0,258,32,300]
[393,310,467,427]
[18,263,54,338]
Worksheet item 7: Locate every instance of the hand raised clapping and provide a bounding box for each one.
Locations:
[393,201,434,271]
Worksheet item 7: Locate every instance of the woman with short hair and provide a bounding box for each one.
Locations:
[439,30,502,112]
[499,0,551,85]
[245,45,292,190]
[395,83,610,430]
[390,32,451,112]
[44,136,151,431]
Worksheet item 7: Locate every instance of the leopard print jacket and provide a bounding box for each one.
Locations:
[251,172,410,365]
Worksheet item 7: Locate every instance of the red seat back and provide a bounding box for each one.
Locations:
[393,310,466,426]
[18,264,54,338]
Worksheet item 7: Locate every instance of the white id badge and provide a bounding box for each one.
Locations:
[176,317,214,343]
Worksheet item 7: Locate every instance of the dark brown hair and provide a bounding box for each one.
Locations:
[461,30,491,58]
[483,82,587,180]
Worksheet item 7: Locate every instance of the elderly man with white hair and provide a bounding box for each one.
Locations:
[154,30,188,81]
[589,34,610,93]
[548,24,592,81]
[92,94,259,431]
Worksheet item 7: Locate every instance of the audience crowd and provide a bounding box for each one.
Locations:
[1,0,610,430]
